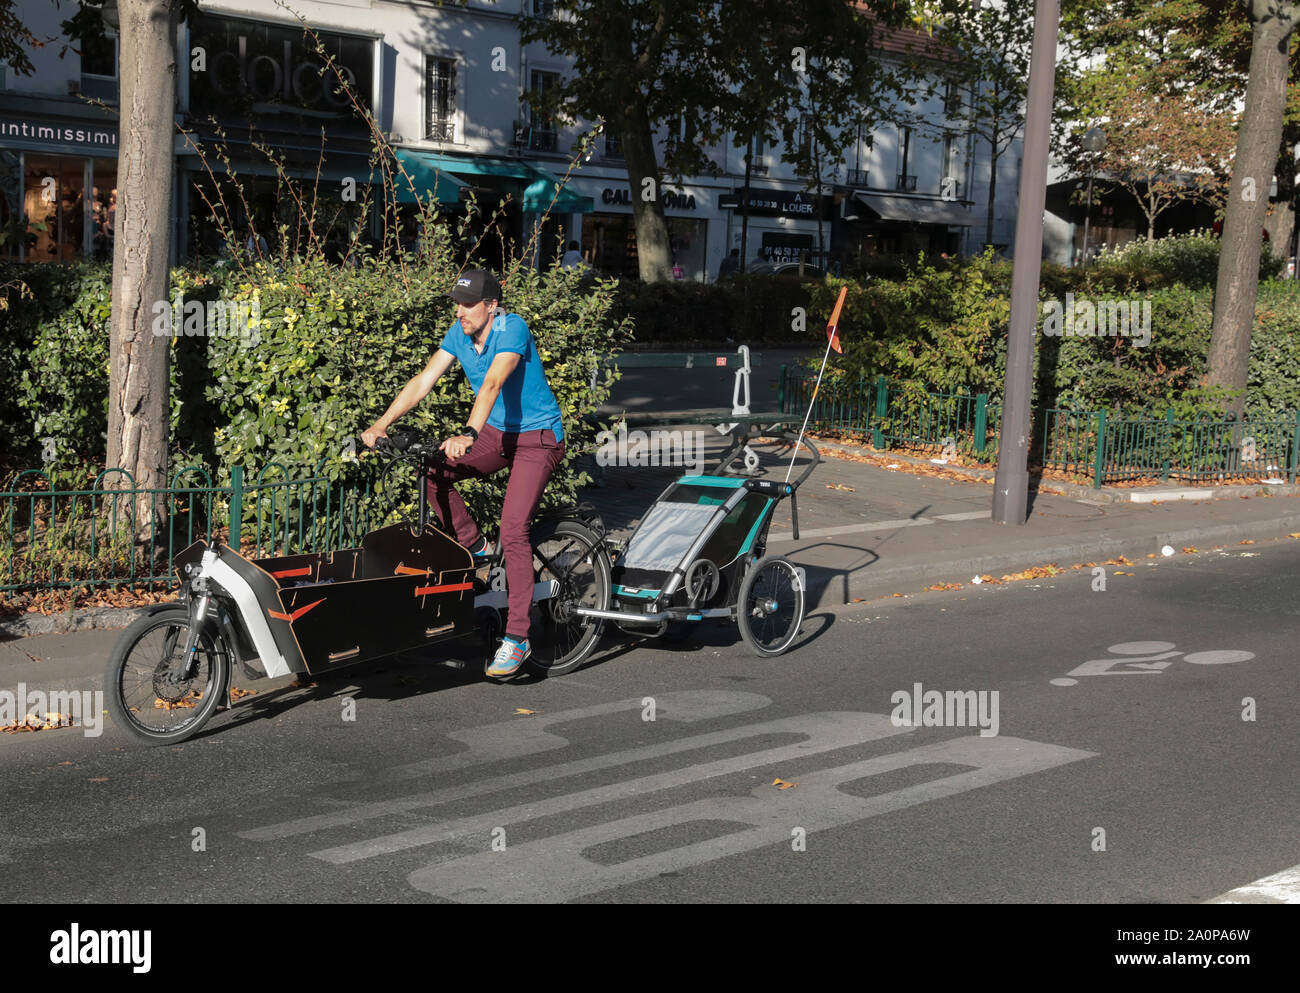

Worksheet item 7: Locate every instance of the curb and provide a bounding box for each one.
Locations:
[0,605,155,640]
[800,513,1300,607]
[810,439,1300,504]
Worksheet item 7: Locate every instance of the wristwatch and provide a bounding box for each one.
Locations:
[461,424,479,441]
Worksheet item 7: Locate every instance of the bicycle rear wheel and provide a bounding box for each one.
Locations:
[525,520,611,676]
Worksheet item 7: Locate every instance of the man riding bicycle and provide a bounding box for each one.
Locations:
[361,269,566,678]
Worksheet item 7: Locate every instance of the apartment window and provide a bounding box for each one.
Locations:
[82,31,117,78]
[746,133,768,175]
[897,126,915,191]
[942,135,961,198]
[796,114,812,158]
[604,133,623,159]
[527,70,560,151]
[80,29,118,102]
[425,56,457,142]
[531,0,556,16]
[943,79,962,116]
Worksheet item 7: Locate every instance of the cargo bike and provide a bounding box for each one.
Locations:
[103,423,818,744]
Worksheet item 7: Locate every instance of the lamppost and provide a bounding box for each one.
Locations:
[991,0,1059,527]
[1079,127,1106,266]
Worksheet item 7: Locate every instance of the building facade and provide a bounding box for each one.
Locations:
[1,0,1024,277]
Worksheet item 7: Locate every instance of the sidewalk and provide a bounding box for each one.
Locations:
[578,426,1300,608]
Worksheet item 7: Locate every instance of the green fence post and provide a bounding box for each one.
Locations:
[228,466,244,549]
[1290,410,1300,485]
[778,365,786,412]
[974,394,988,456]
[873,375,887,450]
[1093,410,1107,489]
[1161,408,1174,483]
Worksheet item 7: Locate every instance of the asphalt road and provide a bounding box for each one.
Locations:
[0,540,1296,904]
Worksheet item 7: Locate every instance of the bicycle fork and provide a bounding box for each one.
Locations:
[178,591,211,681]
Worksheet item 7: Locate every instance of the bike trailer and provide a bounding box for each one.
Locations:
[173,522,477,678]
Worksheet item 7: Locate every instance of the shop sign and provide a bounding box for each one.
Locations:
[189,14,374,117]
[0,114,117,152]
[721,189,828,218]
[601,187,696,210]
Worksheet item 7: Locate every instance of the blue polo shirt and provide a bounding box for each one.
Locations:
[438,312,565,441]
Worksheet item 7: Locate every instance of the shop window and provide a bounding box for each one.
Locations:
[22,157,86,262]
[425,56,457,142]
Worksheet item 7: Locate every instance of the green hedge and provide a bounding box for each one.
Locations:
[805,238,1299,419]
[1,257,632,525]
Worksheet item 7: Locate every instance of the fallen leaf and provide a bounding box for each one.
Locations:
[89,777,108,783]
[825,483,856,492]
[1239,539,1255,545]
[1288,533,1300,539]
[229,687,258,701]
[772,778,798,790]
[514,708,538,716]
[1182,546,1198,554]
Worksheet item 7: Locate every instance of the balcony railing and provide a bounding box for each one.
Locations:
[896,174,917,192]
[529,128,558,152]
[747,161,769,176]
[425,119,455,142]
[846,168,869,187]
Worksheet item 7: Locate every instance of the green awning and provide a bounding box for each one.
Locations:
[399,152,592,214]
[394,150,468,205]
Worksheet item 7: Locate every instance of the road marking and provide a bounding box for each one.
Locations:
[304,712,914,862]
[386,689,769,780]
[407,733,1096,903]
[1051,641,1254,687]
[932,511,992,522]
[238,691,773,842]
[1206,863,1300,904]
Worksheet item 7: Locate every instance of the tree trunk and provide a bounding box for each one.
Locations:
[106,0,180,540]
[617,102,673,283]
[1263,121,1298,266]
[1205,0,1295,417]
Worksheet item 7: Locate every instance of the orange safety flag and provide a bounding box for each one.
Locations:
[826,285,847,353]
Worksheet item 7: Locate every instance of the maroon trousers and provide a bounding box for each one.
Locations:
[425,425,564,641]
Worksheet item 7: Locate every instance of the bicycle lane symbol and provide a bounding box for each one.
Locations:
[1050,641,1255,687]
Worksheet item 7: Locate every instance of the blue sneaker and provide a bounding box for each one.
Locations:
[487,636,530,678]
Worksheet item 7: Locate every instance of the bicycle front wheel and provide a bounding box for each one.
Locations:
[104,605,230,744]
[525,520,611,676]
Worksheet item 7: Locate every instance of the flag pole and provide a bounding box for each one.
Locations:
[786,285,847,483]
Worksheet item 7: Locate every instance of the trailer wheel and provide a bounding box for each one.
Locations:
[736,555,805,657]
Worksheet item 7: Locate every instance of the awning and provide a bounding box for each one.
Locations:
[853,193,973,227]
[396,152,593,214]
[394,150,468,205]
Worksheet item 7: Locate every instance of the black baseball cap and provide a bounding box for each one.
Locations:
[449,269,502,305]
